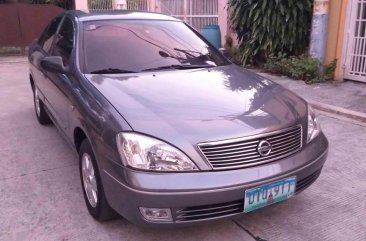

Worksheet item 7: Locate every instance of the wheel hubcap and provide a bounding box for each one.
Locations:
[34,89,41,117]
[82,153,98,208]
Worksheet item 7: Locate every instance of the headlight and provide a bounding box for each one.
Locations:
[116,132,198,172]
[307,106,321,143]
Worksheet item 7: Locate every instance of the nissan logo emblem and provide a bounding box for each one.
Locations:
[257,140,272,157]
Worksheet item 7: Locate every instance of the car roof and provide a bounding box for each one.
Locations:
[66,10,181,22]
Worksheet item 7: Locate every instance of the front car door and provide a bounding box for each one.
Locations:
[29,15,64,105]
[43,16,76,133]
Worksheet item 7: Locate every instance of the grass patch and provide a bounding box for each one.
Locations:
[263,55,337,84]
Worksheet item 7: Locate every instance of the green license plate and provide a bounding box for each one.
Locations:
[244,176,297,213]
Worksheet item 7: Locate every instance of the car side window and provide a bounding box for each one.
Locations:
[52,17,74,66]
[39,16,63,54]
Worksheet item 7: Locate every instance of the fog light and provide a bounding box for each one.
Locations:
[139,207,173,222]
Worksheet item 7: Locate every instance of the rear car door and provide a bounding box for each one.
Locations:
[43,16,76,133]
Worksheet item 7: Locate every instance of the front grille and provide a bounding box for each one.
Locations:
[175,200,244,222]
[198,125,303,170]
[174,169,321,222]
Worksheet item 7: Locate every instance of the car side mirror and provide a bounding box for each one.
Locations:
[219,48,231,59]
[40,56,67,74]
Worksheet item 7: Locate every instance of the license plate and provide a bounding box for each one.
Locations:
[244,176,297,213]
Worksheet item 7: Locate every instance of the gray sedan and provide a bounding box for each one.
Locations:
[28,10,328,226]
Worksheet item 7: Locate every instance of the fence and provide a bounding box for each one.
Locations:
[87,0,112,9]
[127,0,148,10]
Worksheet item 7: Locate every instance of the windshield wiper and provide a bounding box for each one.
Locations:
[90,68,137,74]
[141,64,214,72]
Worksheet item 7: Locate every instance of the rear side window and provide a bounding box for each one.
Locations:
[39,16,63,53]
[52,17,74,66]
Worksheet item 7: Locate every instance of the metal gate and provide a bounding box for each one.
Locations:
[87,0,149,11]
[158,0,218,31]
[87,0,113,9]
[127,0,149,10]
[344,0,366,82]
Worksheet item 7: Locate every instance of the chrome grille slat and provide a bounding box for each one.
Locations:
[200,144,259,154]
[198,125,303,170]
[206,150,258,158]
[271,136,301,148]
[206,151,260,160]
[266,128,300,141]
[269,132,301,144]
[199,141,259,150]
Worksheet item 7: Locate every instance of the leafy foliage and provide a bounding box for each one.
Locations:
[228,0,313,65]
[323,59,337,81]
[224,36,242,65]
[264,55,337,84]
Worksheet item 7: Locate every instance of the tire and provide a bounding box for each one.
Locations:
[33,87,52,125]
[79,139,118,221]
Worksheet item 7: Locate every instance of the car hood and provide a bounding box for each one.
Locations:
[85,64,307,147]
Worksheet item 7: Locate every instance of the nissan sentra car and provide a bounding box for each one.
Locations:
[28,10,328,226]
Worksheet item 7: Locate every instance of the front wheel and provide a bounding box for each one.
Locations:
[79,139,118,221]
[33,87,52,125]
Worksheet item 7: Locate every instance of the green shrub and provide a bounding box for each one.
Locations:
[224,36,242,65]
[264,55,337,84]
[228,0,313,65]
[324,59,337,81]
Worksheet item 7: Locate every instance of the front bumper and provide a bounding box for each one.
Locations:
[102,132,328,226]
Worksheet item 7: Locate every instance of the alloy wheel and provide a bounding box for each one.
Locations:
[34,88,41,117]
[81,153,98,208]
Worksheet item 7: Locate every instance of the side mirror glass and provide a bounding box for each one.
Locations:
[40,56,67,74]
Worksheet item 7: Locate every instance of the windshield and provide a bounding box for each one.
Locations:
[82,20,229,74]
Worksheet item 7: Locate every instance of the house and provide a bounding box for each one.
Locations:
[325,0,366,82]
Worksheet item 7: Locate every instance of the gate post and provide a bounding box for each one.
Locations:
[218,0,228,47]
[75,0,88,10]
[309,0,330,71]
[113,0,127,9]
[149,0,159,12]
